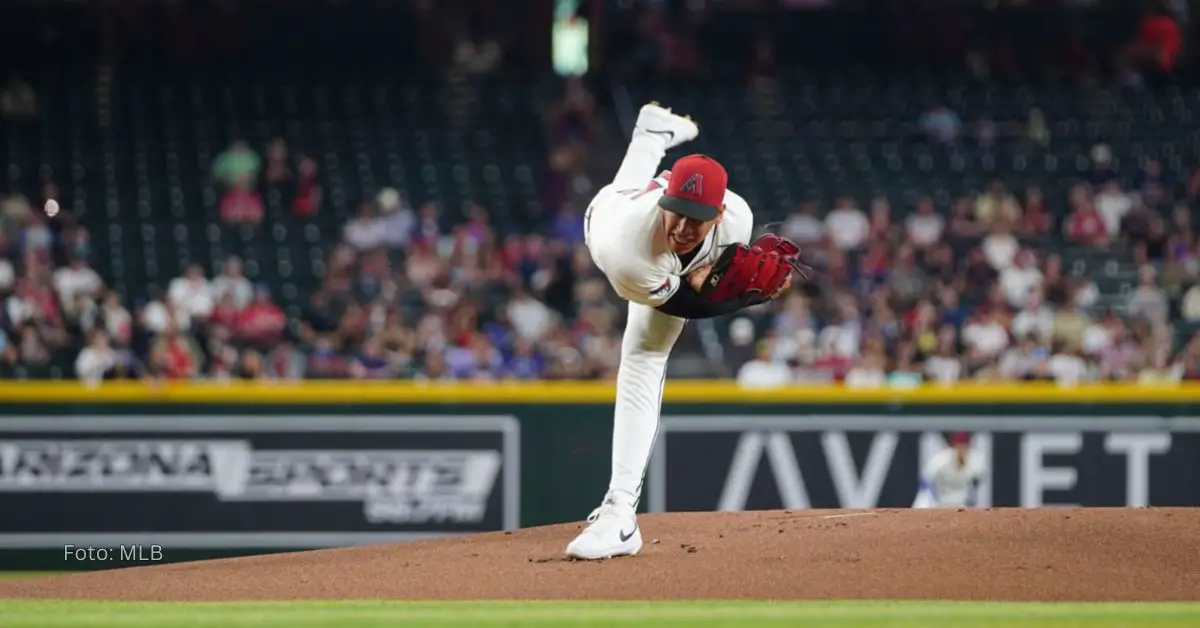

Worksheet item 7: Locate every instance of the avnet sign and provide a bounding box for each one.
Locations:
[648,416,1200,511]
[0,416,520,548]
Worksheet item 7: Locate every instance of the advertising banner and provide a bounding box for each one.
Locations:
[648,415,1200,512]
[0,415,520,549]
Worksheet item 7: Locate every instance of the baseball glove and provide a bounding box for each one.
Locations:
[698,233,810,305]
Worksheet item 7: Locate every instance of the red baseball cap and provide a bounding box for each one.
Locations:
[657,154,727,222]
[950,431,971,446]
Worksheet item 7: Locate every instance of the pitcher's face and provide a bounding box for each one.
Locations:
[663,207,723,254]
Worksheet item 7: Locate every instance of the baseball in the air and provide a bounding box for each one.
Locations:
[44,199,59,217]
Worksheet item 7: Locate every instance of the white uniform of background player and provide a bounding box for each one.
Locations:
[565,103,760,560]
[912,431,988,508]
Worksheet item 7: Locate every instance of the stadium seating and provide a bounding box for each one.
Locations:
[4,60,1198,378]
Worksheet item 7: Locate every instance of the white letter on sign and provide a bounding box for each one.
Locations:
[1104,433,1171,507]
[1020,433,1082,507]
[717,431,811,511]
[821,431,898,508]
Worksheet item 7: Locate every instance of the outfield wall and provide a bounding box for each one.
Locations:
[0,382,1196,569]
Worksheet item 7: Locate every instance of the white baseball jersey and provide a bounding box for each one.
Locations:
[913,448,988,508]
[584,171,754,308]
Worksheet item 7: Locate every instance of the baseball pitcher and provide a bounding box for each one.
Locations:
[912,431,988,509]
[565,102,808,560]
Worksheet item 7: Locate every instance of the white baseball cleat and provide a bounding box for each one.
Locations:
[633,101,699,150]
[564,492,643,560]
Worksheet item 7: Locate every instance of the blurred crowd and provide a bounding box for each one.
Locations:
[0,0,1198,385]
[3,132,1199,385]
[733,157,1200,387]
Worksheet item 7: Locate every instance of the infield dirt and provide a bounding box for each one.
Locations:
[1,508,1197,602]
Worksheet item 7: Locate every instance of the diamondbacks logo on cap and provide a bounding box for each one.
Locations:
[679,173,703,196]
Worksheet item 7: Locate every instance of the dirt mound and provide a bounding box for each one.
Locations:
[1,508,1197,602]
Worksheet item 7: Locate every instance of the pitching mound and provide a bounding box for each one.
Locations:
[1,508,1197,602]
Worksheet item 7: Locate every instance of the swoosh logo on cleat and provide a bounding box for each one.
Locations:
[646,129,675,142]
[619,525,638,542]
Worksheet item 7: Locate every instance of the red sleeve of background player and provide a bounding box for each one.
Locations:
[633,170,675,199]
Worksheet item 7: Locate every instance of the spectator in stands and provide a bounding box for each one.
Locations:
[888,343,923,387]
[53,254,103,323]
[924,331,963,384]
[1097,321,1140,381]
[1048,342,1090,385]
[1012,288,1055,345]
[263,138,293,186]
[1000,249,1044,308]
[0,234,13,294]
[17,323,50,368]
[168,264,214,327]
[1139,346,1184,383]
[1116,0,1182,87]
[236,285,286,348]
[1134,157,1172,207]
[782,201,826,248]
[906,196,945,249]
[982,218,1020,271]
[825,196,869,251]
[219,176,265,226]
[1052,291,1092,350]
[1178,334,1200,379]
[211,256,253,310]
[375,188,413,248]
[343,202,385,252]
[211,139,262,189]
[917,101,961,144]
[723,317,758,374]
[149,324,202,380]
[307,336,348,378]
[736,339,794,388]
[866,197,894,243]
[1183,283,1200,322]
[233,349,267,380]
[20,210,54,258]
[453,16,503,75]
[551,203,585,248]
[292,156,323,218]
[267,341,307,380]
[1087,144,1117,186]
[1066,194,1109,246]
[845,342,888,388]
[349,337,394,379]
[963,308,1010,367]
[1127,265,1170,327]
[1095,180,1132,238]
[97,291,133,347]
[999,334,1048,381]
[974,180,1021,229]
[890,245,928,306]
[1082,309,1120,357]
[946,197,984,249]
[0,74,37,122]
[1025,108,1049,148]
[1018,186,1053,236]
[75,329,117,385]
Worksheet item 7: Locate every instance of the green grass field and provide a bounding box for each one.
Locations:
[0,600,1197,627]
[1,575,1198,627]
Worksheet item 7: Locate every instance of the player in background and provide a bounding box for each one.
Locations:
[912,431,988,509]
[565,102,807,560]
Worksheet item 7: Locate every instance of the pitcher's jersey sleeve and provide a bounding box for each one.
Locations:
[718,188,755,247]
[588,177,682,308]
[609,268,681,308]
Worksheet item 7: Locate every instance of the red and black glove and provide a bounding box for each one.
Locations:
[698,233,810,306]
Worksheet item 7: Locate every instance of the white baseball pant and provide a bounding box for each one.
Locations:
[586,132,685,508]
